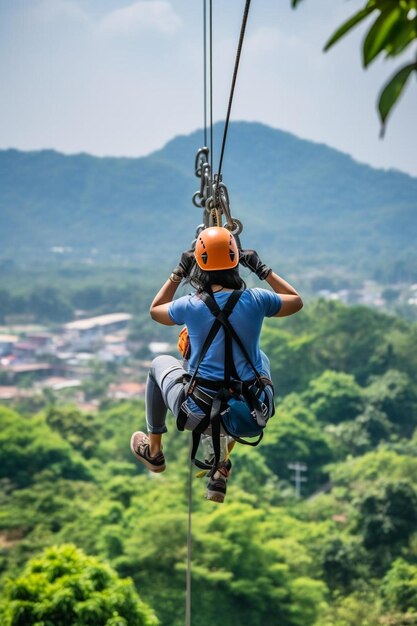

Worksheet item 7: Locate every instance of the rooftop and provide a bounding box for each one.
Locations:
[108,381,145,398]
[0,386,33,400]
[65,313,132,332]
[0,335,19,343]
[14,342,38,351]
[1,363,53,374]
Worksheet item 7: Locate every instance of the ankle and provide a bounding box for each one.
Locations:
[148,433,163,458]
[150,445,161,457]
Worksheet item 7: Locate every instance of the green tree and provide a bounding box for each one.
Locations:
[319,592,382,626]
[303,370,363,424]
[382,558,417,613]
[331,447,417,489]
[0,407,90,488]
[0,544,158,626]
[260,394,333,491]
[320,538,363,593]
[292,0,417,132]
[45,406,101,459]
[261,325,318,395]
[29,286,72,322]
[355,481,417,565]
[365,370,417,436]
[326,405,392,459]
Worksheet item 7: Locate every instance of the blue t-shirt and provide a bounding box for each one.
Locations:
[168,288,281,381]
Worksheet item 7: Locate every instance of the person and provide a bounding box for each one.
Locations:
[130,226,302,502]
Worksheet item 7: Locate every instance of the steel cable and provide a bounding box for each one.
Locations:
[217,0,252,185]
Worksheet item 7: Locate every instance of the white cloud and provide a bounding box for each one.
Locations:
[98,1,182,37]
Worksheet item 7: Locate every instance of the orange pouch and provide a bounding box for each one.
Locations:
[177,327,191,360]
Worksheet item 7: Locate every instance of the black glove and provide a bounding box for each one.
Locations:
[239,249,271,280]
[172,250,195,279]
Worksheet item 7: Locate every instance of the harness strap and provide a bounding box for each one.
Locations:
[178,291,244,471]
[200,291,264,386]
[184,290,243,399]
[178,289,273,472]
[201,292,271,429]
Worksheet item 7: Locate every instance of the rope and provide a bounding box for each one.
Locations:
[185,447,193,626]
[217,0,252,184]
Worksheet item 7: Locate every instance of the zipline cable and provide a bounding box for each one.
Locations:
[217,0,252,185]
[203,0,207,148]
[209,0,214,180]
[185,444,193,626]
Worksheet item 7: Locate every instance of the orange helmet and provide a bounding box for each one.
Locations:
[194,227,239,271]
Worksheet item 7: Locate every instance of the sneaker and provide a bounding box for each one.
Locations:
[130,431,166,473]
[205,459,232,503]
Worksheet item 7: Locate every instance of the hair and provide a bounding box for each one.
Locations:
[189,266,246,294]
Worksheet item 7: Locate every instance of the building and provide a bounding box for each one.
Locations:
[25,333,54,353]
[0,363,57,383]
[0,335,18,357]
[108,381,146,400]
[12,342,38,363]
[63,313,132,351]
[0,386,33,402]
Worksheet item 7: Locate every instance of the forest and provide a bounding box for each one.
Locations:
[1,299,417,626]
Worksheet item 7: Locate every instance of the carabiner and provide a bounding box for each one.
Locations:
[195,147,209,178]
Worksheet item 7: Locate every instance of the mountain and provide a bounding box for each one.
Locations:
[1,122,416,278]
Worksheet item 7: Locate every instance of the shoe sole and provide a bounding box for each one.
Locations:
[205,490,225,503]
[205,464,232,503]
[130,433,166,473]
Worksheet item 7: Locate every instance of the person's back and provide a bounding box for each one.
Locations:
[169,287,280,381]
[130,227,303,503]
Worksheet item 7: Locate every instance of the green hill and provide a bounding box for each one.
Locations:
[1,122,416,278]
[2,300,417,626]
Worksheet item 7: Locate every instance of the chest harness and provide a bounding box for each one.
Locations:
[176,289,274,475]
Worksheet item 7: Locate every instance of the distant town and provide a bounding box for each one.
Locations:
[1,279,416,411]
[0,312,174,411]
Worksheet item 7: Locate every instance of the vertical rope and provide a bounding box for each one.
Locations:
[185,452,193,626]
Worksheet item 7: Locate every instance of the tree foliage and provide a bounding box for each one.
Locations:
[383,558,417,613]
[0,407,90,489]
[0,544,158,626]
[0,300,417,625]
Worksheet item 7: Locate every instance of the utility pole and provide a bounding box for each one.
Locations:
[288,462,307,498]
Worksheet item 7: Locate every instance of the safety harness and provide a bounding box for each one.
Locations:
[177,289,274,475]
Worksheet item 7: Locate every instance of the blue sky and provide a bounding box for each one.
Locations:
[1,0,417,175]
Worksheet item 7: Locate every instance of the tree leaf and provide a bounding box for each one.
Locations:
[363,6,403,67]
[324,5,376,51]
[385,17,417,57]
[378,62,416,134]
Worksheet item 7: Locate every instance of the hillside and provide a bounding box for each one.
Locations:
[1,122,416,277]
[2,300,417,626]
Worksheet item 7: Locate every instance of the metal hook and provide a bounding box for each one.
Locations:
[194,147,209,178]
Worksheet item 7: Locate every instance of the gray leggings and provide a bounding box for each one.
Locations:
[145,355,187,434]
[145,353,274,435]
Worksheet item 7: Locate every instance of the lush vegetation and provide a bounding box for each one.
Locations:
[1,299,417,625]
[0,263,154,325]
[1,122,417,280]
[0,544,158,626]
